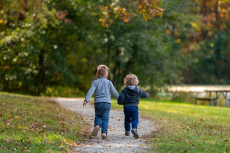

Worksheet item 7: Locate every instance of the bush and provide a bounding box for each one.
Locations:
[41,86,84,97]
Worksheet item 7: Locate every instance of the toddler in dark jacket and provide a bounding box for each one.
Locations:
[117,74,150,138]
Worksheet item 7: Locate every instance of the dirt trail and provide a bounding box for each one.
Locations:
[54,98,156,153]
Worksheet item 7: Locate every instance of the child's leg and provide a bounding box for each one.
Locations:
[89,103,102,138]
[130,106,139,130]
[94,103,102,127]
[101,103,111,135]
[124,107,131,132]
[130,106,139,139]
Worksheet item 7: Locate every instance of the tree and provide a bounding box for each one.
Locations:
[182,0,230,84]
[0,0,204,95]
[0,0,75,93]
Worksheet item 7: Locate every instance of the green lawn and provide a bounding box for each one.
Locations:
[0,92,85,153]
[111,99,230,153]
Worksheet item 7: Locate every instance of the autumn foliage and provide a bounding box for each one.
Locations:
[99,0,164,27]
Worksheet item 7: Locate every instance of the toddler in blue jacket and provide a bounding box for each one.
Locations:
[117,74,150,138]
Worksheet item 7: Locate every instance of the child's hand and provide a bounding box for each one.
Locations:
[83,100,87,106]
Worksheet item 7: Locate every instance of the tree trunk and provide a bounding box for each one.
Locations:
[37,49,45,85]
[112,48,120,89]
[215,0,219,21]
[107,32,111,80]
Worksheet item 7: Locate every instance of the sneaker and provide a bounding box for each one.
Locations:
[125,131,130,136]
[101,132,108,139]
[91,125,100,137]
[89,133,93,139]
[131,129,139,139]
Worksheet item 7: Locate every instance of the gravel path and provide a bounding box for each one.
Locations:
[53,98,157,153]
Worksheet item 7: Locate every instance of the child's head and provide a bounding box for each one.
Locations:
[124,74,139,86]
[96,65,109,77]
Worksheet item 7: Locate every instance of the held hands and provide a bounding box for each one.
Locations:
[83,100,87,106]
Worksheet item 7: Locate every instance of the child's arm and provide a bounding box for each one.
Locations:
[109,81,119,99]
[117,90,124,105]
[84,81,96,105]
[140,89,150,98]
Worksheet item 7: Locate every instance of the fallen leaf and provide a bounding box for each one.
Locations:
[185,140,190,144]
[187,126,190,131]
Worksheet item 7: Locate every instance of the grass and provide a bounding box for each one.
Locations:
[111,98,230,153]
[0,92,85,153]
[2,91,229,152]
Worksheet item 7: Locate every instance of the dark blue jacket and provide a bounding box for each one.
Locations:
[117,86,150,107]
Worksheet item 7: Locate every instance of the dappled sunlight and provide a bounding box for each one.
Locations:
[134,99,230,153]
[168,85,230,92]
[1,0,230,152]
[138,100,230,125]
[0,93,84,152]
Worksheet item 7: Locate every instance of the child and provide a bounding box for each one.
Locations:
[117,74,150,139]
[83,65,119,139]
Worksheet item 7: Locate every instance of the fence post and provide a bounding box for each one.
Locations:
[210,99,213,106]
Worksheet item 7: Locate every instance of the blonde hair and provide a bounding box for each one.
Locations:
[124,74,139,86]
[96,65,109,77]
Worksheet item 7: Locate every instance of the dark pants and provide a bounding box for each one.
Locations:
[124,106,139,131]
[94,103,111,134]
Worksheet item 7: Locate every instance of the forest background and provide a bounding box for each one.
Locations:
[1,0,230,97]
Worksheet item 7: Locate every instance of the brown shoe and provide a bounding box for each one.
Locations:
[91,125,100,137]
[101,132,108,139]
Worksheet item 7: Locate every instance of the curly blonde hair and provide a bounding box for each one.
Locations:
[124,74,139,86]
[96,65,109,77]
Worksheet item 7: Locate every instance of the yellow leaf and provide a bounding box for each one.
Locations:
[176,39,181,43]
[0,20,3,23]
[221,8,226,13]
[157,12,163,16]
[190,22,200,31]
[185,140,190,144]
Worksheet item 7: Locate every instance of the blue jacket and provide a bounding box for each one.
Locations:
[117,86,150,107]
